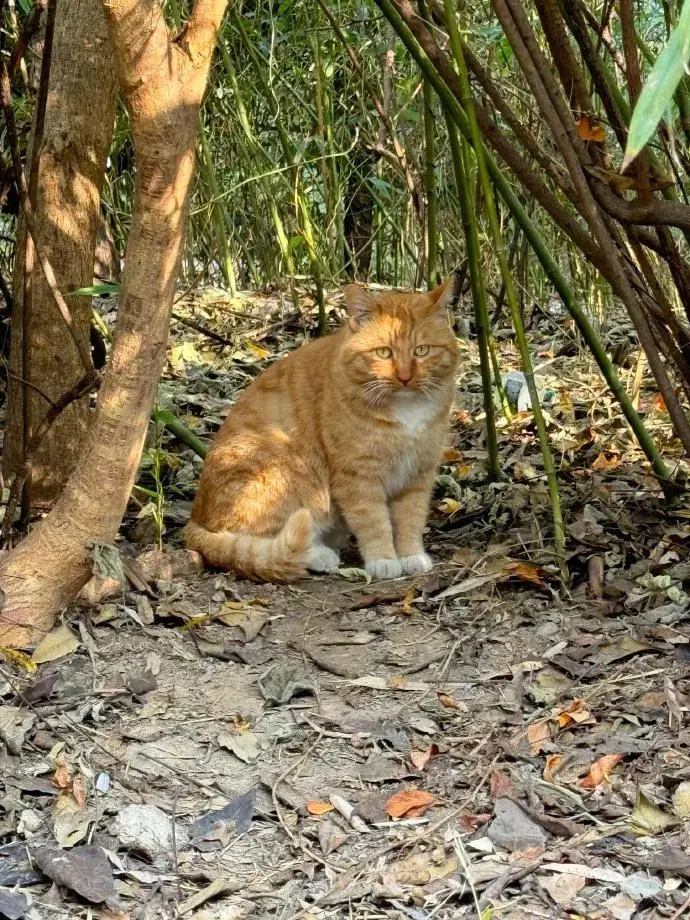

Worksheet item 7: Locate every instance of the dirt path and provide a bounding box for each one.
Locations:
[2,550,688,920]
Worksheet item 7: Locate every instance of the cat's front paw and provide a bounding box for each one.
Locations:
[307,544,341,573]
[399,552,433,575]
[365,558,402,580]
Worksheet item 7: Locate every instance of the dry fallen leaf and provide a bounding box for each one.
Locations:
[554,699,595,728]
[629,791,678,834]
[543,754,563,783]
[52,756,72,790]
[401,587,417,615]
[436,691,467,711]
[457,812,492,833]
[527,720,551,754]
[501,560,547,590]
[441,447,464,463]
[71,774,87,809]
[385,789,436,818]
[576,115,605,143]
[579,753,624,789]
[490,770,515,800]
[0,647,37,673]
[410,745,439,772]
[33,624,81,664]
[591,450,621,472]
[307,801,334,816]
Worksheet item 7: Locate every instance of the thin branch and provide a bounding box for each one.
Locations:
[7,0,47,79]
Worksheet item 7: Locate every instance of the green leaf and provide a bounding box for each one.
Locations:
[623,0,690,170]
[70,282,120,297]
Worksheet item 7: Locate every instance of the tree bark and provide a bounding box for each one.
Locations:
[3,0,117,507]
[0,0,228,646]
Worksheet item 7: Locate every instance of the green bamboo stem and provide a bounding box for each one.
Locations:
[312,32,344,276]
[199,127,237,295]
[444,109,500,480]
[233,13,327,331]
[419,0,438,289]
[373,0,673,488]
[152,409,209,459]
[220,43,299,307]
[444,0,566,577]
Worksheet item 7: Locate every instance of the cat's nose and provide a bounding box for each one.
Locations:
[397,372,413,385]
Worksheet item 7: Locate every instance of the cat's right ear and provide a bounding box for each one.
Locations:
[343,284,376,330]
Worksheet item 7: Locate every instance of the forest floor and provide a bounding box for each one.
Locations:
[0,286,689,920]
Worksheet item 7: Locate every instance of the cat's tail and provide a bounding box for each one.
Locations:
[183,509,313,582]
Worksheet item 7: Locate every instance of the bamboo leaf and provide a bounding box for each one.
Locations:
[623,0,690,170]
[70,282,121,297]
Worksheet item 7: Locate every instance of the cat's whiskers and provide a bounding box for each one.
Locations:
[361,379,393,407]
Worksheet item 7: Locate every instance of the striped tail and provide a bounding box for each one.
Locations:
[183,508,313,582]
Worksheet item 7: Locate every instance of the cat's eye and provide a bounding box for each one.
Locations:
[376,347,393,358]
[414,345,430,357]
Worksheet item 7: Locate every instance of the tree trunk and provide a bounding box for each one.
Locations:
[0,0,228,646]
[3,0,117,507]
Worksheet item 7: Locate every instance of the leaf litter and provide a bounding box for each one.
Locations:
[0,290,689,917]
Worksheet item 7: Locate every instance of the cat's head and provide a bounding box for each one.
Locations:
[341,275,459,404]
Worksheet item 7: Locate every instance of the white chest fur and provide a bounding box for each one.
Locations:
[385,453,417,497]
[392,393,438,436]
[384,394,438,496]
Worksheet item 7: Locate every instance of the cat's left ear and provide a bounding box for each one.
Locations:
[343,284,376,330]
[425,269,463,314]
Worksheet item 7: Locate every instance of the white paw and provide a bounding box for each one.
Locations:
[365,558,403,580]
[307,543,341,573]
[399,552,433,575]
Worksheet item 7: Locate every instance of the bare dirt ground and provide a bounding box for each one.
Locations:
[1,288,689,919]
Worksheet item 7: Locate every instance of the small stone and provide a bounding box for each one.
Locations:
[125,671,157,696]
[32,730,57,751]
[17,810,43,837]
[488,798,548,852]
[111,803,187,860]
[0,889,28,920]
[135,595,155,626]
[79,575,122,605]
[96,773,110,795]
[136,548,203,582]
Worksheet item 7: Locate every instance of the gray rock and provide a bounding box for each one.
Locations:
[488,798,548,852]
[111,804,187,860]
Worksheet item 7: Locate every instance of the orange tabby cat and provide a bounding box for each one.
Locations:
[184,275,460,581]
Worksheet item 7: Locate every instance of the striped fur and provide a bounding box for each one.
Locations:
[183,509,313,582]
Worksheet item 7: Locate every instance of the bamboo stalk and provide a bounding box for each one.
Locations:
[372,0,673,488]
[420,0,438,289]
[444,0,567,578]
[199,126,237,295]
[232,13,327,332]
[444,109,500,480]
[151,409,208,459]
